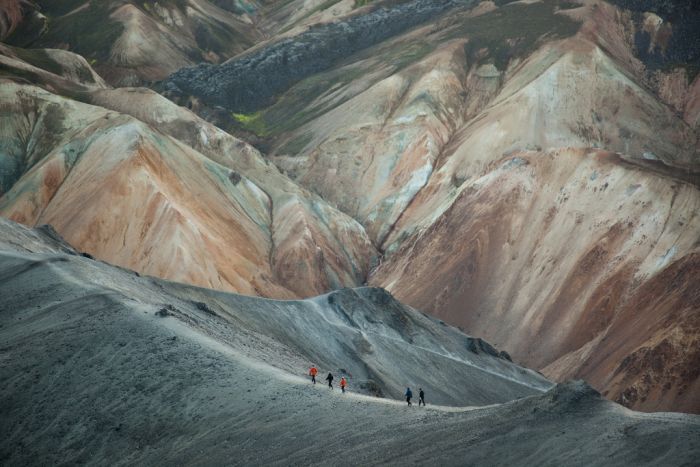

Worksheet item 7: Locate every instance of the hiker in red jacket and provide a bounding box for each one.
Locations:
[340,377,348,393]
[309,366,318,384]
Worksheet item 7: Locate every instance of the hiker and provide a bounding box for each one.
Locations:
[405,387,412,406]
[340,377,348,393]
[326,372,334,389]
[309,365,318,384]
[419,388,425,407]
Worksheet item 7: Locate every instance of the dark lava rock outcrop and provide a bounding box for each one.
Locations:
[163,0,473,112]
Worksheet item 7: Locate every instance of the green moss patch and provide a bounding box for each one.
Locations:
[231,111,269,137]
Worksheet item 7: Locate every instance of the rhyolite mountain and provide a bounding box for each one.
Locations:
[1,0,699,417]
[0,48,376,298]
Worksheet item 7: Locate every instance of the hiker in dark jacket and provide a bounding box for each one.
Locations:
[326,372,334,389]
[419,388,425,407]
[405,387,413,406]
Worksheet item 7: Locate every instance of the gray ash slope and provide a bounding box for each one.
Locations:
[0,217,549,407]
[1,218,699,466]
[162,0,474,112]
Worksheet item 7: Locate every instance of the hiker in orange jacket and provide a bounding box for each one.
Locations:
[340,377,348,393]
[309,366,318,384]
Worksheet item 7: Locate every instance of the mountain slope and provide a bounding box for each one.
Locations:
[0,52,376,298]
[363,2,700,413]
[370,148,700,413]
[0,217,549,406]
[1,217,699,466]
[160,0,700,412]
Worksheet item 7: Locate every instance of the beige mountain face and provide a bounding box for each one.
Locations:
[370,147,700,413]
[1,0,698,414]
[0,51,376,298]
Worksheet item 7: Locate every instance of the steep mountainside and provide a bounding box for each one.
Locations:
[160,0,700,413]
[0,48,376,298]
[1,218,699,465]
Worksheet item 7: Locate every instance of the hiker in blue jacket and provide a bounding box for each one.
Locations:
[405,387,413,406]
